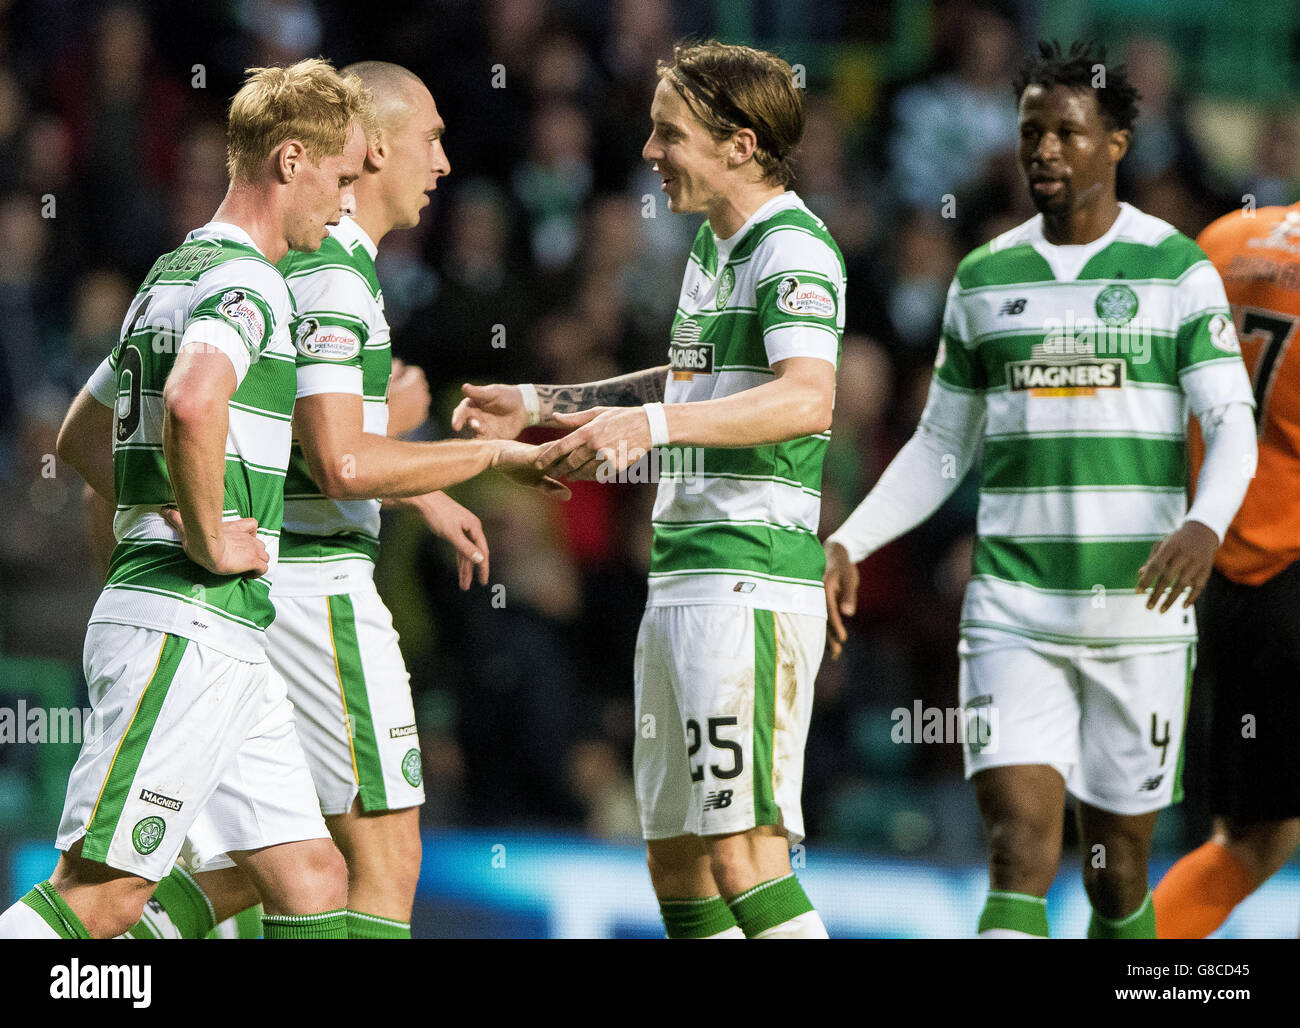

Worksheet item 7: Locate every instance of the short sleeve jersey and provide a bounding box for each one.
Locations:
[936,203,1254,645]
[648,191,845,617]
[1190,203,1300,586]
[275,217,392,591]
[89,222,296,662]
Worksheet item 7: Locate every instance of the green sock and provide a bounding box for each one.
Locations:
[346,910,411,939]
[726,874,815,938]
[1088,892,1156,939]
[978,891,1049,937]
[262,910,347,939]
[128,867,216,939]
[22,881,92,939]
[659,895,742,939]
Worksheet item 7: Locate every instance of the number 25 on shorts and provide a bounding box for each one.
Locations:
[686,716,744,782]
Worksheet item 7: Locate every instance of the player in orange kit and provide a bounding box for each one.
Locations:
[1154,203,1300,937]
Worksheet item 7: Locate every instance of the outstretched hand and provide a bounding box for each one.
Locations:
[533,406,651,481]
[452,383,529,440]
[493,440,572,499]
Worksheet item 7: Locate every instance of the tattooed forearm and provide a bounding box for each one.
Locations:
[535,366,670,424]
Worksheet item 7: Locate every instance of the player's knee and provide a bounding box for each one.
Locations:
[341,819,422,894]
[646,837,711,897]
[708,856,756,899]
[986,815,1058,882]
[706,834,785,897]
[51,856,155,938]
[291,841,349,910]
[645,847,684,893]
[69,881,153,939]
[1081,852,1147,914]
[386,831,422,898]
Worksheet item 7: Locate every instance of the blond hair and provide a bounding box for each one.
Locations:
[226,57,374,182]
[658,40,805,188]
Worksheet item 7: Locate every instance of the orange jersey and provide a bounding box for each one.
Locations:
[1190,203,1300,585]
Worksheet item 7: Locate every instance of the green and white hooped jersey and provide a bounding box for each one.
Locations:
[87,222,296,662]
[938,203,1253,645]
[275,217,391,595]
[649,191,845,617]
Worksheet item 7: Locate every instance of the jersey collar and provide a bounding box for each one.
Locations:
[713,191,803,264]
[327,216,379,260]
[1028,202,1133,282]
[186,221,269,258]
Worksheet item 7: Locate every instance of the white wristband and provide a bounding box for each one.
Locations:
[643,402,670,447]
[517,383,540,427]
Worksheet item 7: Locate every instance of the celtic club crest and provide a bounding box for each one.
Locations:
[716,266,735,310]
[132,816,166,855]
[401,748,423,787]
[1095,284,1138,326]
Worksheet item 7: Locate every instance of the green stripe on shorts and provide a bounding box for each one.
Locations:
[752,610,778,826]
[327,594,386,809]
[82,633,189,863]
[1172,642,1195,804]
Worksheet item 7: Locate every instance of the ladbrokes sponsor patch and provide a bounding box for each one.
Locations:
[775,275,835,318]
[294,317,362,361]
[217,289,266,346]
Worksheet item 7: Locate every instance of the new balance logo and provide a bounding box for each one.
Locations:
[999,298,1027,315]
[703,790,733,810]
[1138,775,1164,792]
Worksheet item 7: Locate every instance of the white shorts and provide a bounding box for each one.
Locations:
[265,582,423,816]
[958,630,1195,815]
[56,623,327,880]
[634,604,822,845]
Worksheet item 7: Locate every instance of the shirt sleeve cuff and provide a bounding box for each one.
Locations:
[86,357,116,407]
[181,319,251,386]
[764,325,839,367]
[296,364,364,400]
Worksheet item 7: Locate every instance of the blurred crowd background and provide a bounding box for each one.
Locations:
[2,0,1299,862]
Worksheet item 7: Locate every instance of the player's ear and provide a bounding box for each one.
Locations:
[366,131,387,173]
[728,127,758,168]
[1109,127,1131,163]
[277,140,306,184]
